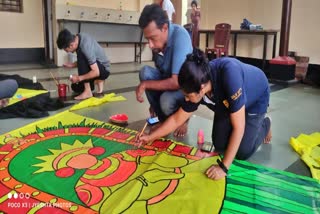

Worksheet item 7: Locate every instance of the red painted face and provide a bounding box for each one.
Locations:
[55,147,106,178]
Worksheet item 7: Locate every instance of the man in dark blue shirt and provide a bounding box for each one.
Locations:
[136,49,271,181]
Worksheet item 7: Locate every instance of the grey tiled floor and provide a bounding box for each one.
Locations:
[1,62,319,178]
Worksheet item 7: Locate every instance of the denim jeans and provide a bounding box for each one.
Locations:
[139,65,184,121]
[212,111,270,160]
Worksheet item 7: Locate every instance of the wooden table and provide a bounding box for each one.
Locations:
[198,29,279,70]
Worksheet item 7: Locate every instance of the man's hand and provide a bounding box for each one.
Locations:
[135,82,146,103]
[63,62,77,68]
[69,74,81,84]
[205,164,227,180]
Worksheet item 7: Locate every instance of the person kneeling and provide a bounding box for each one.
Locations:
[136,48,272,180]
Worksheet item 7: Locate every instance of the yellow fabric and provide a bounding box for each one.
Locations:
[69,93,126,111]
[7,88,48,106]
[290,132,320,180]
[1,111,319,213]
[0,111,225,213]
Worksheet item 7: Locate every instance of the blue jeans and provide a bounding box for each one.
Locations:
[212,111,270,160]
[0,79,18,99]
[139,66,185,121]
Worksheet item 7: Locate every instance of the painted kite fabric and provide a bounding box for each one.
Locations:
[0,111,319,214]
[69,93,126,111]
[7,88,48,107]
[290,132,320,180]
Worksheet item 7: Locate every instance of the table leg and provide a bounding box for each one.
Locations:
[134,43,137,62]
[272,33,277,58]
[233,33,238,56]
[206,32,209,48]
[262,34,268,70]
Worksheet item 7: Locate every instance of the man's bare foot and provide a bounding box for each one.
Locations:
[263,116,272,144]
[74,91,93,100]
[93,92,104,98]
[149,106,156,117]
[95,80,105,94]
[174,120,189,138]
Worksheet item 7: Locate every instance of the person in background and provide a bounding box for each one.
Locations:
[190,0,201,47]
[136,48,272,181]
[0,79,18,108]
[155,0,176,22]
[136,4,193,137]
[56,29,110,100]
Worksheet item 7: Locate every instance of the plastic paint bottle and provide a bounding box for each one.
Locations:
[32,76,37,83]
[197,129,204,144]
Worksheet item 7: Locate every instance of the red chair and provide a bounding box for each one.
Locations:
[205,23,231,59]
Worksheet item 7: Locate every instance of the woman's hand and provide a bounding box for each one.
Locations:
[205,164,227,180]
[134,132,152,148]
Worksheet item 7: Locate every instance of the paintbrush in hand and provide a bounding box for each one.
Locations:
[136,122,148,148]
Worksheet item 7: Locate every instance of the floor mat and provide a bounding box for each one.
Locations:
[0,111,319,213]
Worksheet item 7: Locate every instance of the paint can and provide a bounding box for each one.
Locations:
[58,84,69,98]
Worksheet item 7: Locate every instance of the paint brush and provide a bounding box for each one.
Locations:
[136,122,148,148]
[139,122,148,138]
[50,71,59,85]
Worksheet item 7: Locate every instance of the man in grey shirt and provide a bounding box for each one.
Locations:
[57,29,110,100]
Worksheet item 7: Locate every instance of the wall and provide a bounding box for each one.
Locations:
[0,0,44,48]
[200,0,251,57]
[140,0,154,11]
[249,0,281,60]
[56,0,139,11]
[289,0,320,64]
[54,0,154,65]
[200,0,320,64]
[249,0,320,63]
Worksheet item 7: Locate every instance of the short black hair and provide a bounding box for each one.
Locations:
[56,29,75,49]
[139,4,169,29]
[178,48,211,94]
[191,0,198,7]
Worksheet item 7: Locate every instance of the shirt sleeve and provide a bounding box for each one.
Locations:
[171,28,193,75]
[220,60,246,113]
[81,37,96,65]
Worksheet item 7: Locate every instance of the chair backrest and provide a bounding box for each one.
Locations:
[214,23,231,51]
